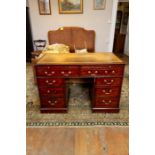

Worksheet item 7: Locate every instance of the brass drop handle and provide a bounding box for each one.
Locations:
[48,90,57,93]
[102,100,105,103]
[94,71,98,74]
[105,91,112,94]
[105,100,112,105]
[51,71,55,74]
[104,79,114,84]
[102,89,112,94]
[104,70,108,74]
[46,80,56,85]
[44,71,51,76]
[102,100,111,104]
[88,71,91,74]
[48,100,57,106]
[112,70,115,74]
[63,71,72,76]
[61,71,65,74]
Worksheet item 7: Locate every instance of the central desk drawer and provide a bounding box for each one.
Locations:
[80,65,124,77]
[95,87,120,97]
[37,78,64,87]
[38,87,64,96]
[35,65,79,77]
[40,96,65,108]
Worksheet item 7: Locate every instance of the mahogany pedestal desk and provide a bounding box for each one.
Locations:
[35,53,125,113]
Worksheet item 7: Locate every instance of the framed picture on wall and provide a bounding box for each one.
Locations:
[38,0,51,15]
[58,0,83,14]
[94,0,106,10]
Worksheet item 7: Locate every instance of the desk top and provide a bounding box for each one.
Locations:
[36,52,125,65]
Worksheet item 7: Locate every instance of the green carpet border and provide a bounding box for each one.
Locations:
[27,121,129,127]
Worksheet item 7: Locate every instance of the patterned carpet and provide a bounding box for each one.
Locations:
[26,64,129,126]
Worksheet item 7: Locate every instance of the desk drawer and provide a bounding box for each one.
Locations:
[80,65,123,69]
[95,87,120,97]
[38,87,64,96]
[40,96,65,108]
[37,78,64,87]
[35,65,79,77]
[94,97,119,108]
[95,78,122,86]
[80,65,124,77]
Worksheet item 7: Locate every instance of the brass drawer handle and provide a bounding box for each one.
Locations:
[45,80,56,85]
[104,70,108,74]
[102,100,105,103]
[61,71,65,74]
[102,100,111,105]
[48,100,57,105]
[51,71,55,74]
[88,71,91,74]
[47,90,57,93]
[112,70,115,74]
[44,71,51,76]
[104,79,114,84]
[46,80,56,83]
[102,89,112,94]
[94,71,98,74]
[105,100,112,105]
[68,71,72,74]
[105,92,111,95]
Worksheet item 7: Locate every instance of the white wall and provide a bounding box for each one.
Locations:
[26,0,29,7]
[28,0,115,52]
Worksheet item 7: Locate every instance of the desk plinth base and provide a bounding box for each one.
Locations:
[92,108,119,113]
[40,108,67,113]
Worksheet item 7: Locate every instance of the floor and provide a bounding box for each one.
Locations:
[26,54,129,155]
[27,127,129,155]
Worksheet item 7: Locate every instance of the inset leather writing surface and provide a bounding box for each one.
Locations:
[36,53,124,65]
